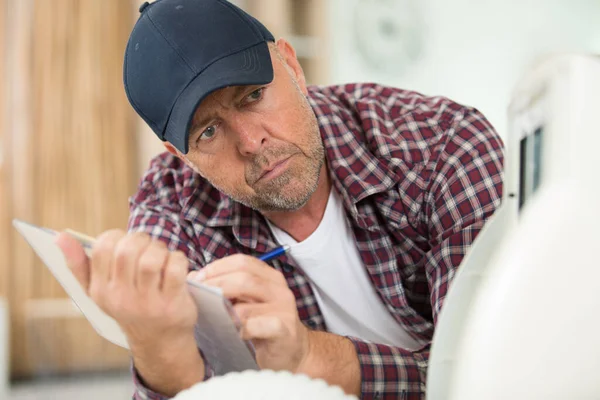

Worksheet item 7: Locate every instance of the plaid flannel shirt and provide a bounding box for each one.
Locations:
[128,83,504,399]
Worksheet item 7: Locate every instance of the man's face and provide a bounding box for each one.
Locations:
[179,44,324,212]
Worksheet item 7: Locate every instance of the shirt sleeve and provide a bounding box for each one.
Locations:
[131,358,215,400]
[127,196,204,266]
[127,185,212,399]
[348,108,504,399]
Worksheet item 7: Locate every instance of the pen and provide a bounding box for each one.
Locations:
[258,244,290,262]
[65,229,95,250]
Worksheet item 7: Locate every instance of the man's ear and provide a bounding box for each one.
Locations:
[164,142,181,157]
[274,38,308,94]
[164,142,201,174]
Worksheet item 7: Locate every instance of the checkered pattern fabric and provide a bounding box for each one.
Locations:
[128,83,504,399]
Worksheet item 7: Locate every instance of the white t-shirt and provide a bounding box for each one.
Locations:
[268,188,420,350]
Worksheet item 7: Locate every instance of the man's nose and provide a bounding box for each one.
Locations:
[232,117,269,156]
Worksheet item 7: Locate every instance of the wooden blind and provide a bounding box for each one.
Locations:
[4,0,136,378]
[0,0,10,302]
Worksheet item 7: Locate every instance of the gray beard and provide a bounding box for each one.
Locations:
[205,150,324,213]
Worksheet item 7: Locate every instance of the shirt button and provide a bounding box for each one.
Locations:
[282,264,294,273]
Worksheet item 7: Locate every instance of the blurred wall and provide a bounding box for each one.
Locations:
[327,0,600,138]
[2,0,137,378]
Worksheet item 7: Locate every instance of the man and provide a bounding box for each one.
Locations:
[57,0,503,399]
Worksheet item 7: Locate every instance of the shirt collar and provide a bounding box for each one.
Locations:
[308,87,400,221]
[181,174,276,252]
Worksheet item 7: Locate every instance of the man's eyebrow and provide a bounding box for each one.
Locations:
[233,85,248,99]
[234,83,267,99]
[188,85,261,141]
[189,114,212,139]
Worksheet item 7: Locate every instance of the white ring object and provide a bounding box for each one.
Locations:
[173,370,358,400]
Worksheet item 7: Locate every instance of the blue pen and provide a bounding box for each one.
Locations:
[258,244,290,262]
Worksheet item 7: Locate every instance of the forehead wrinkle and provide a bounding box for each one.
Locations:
[190,88,230,135]
[193,86,243,121]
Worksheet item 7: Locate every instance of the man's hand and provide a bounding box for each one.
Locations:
[190,254,361,396]
[56,230,204,396]
[191,254,310,372]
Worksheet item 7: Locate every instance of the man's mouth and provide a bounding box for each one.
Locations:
[254,155,294,184]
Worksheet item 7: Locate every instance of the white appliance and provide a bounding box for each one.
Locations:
[173,370,357,400]
[427,54,600,399]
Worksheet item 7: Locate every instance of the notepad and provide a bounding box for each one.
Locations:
[12,219,258,375]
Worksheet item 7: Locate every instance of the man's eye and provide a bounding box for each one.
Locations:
[246,88,263,102]
[199,126,217,141]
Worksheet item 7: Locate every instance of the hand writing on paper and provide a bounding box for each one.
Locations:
[55,230,204,397]
[189,254,362,396]
[189,254,311,372]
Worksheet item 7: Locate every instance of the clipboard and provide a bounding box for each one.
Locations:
[12,219,258,375]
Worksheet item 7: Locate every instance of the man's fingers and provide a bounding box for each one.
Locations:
[194,254,283,284]
[232,302,270,320]
[240,315,285,340]
[135,239,168,294]
[113,233,152,288]
[202,272,279,303]
[91,230,125,286]
[55,232,91,291]
[162,250,189,296]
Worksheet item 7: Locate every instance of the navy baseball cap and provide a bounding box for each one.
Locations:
[124,0,275,154]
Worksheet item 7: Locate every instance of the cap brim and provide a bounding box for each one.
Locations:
[164,41,273,154]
